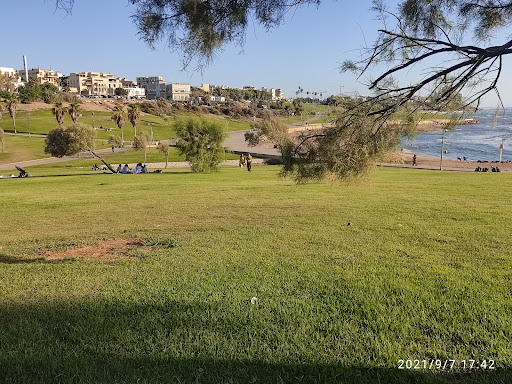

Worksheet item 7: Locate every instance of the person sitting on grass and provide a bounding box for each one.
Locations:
[116,164,122,173]
[134,163,142,174]
[142,164,148,173]
[121,164,129,174]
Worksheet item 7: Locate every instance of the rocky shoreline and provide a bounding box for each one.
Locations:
[416,117,480,132]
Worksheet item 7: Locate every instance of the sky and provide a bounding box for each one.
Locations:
[2,0,511,107]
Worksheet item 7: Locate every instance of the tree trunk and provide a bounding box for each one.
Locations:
[90,150,116,173]
[165,152,169,168]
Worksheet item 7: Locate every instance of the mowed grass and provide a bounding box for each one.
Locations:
[0,109,250,165]
[0,109,250,141]
[17,147,241,172]
[0,166,511,383]
[0,135,49,163]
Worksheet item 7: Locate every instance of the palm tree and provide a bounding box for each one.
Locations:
[111,105,127,143]
[52,102,66,127]
[68,100,81,124]
[128,103,141,138]
[4,92,18,133]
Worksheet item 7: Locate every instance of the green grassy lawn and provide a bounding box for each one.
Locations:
[0,108,249,166]
[21,147,241,171]
[0,109,251,143]
[0,135,49,164]
[0,166,510,383]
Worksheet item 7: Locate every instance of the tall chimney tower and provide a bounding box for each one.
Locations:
[23,56,29,82]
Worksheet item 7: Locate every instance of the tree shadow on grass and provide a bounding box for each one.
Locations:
[0,252,85,264]
[0,299,509,384]
[0,253,45,264]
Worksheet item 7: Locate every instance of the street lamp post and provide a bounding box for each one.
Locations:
[148,123,153,153]
[440,129,447,171]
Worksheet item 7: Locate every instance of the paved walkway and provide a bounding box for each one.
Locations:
[2,129,487,174]
[112,159,265,170]
[0,130,274,171]
[224,130,280,159]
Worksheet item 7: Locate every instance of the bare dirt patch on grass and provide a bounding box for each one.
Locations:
[33,238,146,261]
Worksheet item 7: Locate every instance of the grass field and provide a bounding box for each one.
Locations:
[0,166,510,383]
[0,109,251,166]
[0,135,49,164]
[0,109,250,141]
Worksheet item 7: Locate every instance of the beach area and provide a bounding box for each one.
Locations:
[396,152,512,172]
[398,111,512,171]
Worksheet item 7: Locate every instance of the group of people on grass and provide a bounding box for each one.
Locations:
[116,163,148,174]
[474,166,501,172]
[239,153,253,172]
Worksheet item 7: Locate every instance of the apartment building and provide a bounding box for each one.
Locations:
[119,79,145,98]
[18,68,62,87]
[136,76,167,100]
[261,87,285,100]
[167,83,191,102]
[68,72,124,96]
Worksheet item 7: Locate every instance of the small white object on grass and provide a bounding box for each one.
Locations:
[251,297,258,304]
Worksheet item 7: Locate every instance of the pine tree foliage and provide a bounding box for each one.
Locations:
[175,118,226,172]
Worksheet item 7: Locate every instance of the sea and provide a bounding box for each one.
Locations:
[400,109,512,162]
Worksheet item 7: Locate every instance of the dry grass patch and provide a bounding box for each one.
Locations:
[33,238,145,261]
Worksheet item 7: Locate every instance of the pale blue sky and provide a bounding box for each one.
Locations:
[2,0,511,106]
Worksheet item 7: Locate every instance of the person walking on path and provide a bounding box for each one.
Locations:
[239,154,245,171]
[413,154,417,166]
[246,153,253,172]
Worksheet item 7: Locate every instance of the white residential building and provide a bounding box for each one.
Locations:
[210,96,226,102]
[124,86,146,98]
[261,87,285,100]
[0,67,23,90]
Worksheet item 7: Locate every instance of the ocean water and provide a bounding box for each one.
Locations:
[400,109,512,162]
